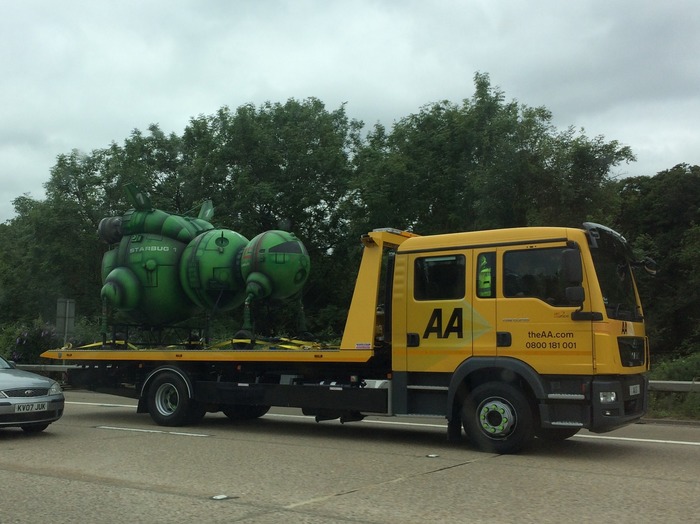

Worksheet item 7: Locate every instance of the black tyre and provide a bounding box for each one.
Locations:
[462,382,534,454]
[535,427,580,441]
[147,371,200,426]
[186,402,207,424]
[222,404,270,420]
[21,423,50,433]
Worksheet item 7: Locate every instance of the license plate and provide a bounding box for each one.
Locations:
[629,384,641,396]
[15,402,48,413]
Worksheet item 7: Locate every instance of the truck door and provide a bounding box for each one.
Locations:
[496,243,594,375]
[472,251,497,357]
[404,251,473,373]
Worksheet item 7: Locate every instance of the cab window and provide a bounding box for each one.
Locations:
[503,248,570,306]
[414,255,465,300]
[476,252,496,298]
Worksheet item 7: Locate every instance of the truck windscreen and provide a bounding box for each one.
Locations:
[584,223,642,321]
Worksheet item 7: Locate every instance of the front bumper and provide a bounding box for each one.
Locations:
[589,375,648,433]
[537,374,647,433]
[0,396,65,428]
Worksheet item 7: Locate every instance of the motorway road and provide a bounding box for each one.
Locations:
[0,390,698,523]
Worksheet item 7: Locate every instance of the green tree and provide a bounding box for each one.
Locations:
[0,198,52,323]
[179,99,363,333]
[0,194,102,326]
[0,84,668,345]
[616,164,700,356]
[528,131,633,226]
[350,73,634,236]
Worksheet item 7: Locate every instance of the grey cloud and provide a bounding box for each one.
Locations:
[1,0,699,221]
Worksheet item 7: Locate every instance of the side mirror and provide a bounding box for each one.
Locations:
[8,360,17,369]
[631,256,658,276]
[562,248,583,284]
[565,286,585,306]
[642,257,658,276]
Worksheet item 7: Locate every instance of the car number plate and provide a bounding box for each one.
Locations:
[629,384,641,396]
[15,402,48,413]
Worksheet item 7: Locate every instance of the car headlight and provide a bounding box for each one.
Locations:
[48,381,63,395]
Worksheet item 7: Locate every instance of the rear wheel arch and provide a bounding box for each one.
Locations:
[138,365,195,413]
[141,365,195,395]
[140,366,204,426]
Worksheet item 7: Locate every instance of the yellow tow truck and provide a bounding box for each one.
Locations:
[43,221,653,454]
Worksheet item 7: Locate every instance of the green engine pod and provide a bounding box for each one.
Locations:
[245,271,273,299]
[101,267,141,310]
[180,229,249,310]
[103,234,197,325]
[240,230,310,300]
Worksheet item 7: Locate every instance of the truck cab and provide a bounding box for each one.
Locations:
[341,224,649,453]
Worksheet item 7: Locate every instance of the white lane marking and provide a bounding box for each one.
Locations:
[97,425,210,437]
[267,413,445,428]
[268,414,700,447]
[70,403,700,447]
[67,401,137,408]
[572,433,700,447]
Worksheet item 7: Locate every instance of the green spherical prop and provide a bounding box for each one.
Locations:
[240,230,310,300]
[180,229,249,310]
[98,186,312,332]
[102,234,196,325]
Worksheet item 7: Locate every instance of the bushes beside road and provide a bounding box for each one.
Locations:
[648,352,700,420]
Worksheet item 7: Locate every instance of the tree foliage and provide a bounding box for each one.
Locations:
[0,74,696,360]
[349,73,634,235]
[615,164,700,357]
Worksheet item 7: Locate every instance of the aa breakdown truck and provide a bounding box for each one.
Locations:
[42,189,654,453]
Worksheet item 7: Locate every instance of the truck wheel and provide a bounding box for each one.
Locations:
[222,405,270,420]
[535,427,580,441]
[147,372,199,426]
[186,402,207,424]
[462,382,534,454]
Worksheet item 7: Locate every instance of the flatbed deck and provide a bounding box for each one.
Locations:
[41,344,377,364]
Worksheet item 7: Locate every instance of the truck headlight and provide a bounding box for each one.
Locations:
[599,391,617,403]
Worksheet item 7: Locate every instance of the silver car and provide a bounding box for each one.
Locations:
[0,355,65,432]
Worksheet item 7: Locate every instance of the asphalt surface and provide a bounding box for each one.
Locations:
[0,391,698,523]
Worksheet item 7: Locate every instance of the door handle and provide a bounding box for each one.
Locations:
[497,332,512,347]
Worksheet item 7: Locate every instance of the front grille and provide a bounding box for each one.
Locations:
[1,388,49,398]
[0,409,62,424]
[618,337,646,367]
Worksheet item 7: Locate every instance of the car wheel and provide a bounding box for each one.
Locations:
[21,423,50,433]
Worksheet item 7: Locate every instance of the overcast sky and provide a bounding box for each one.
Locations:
[1,0,698,222]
